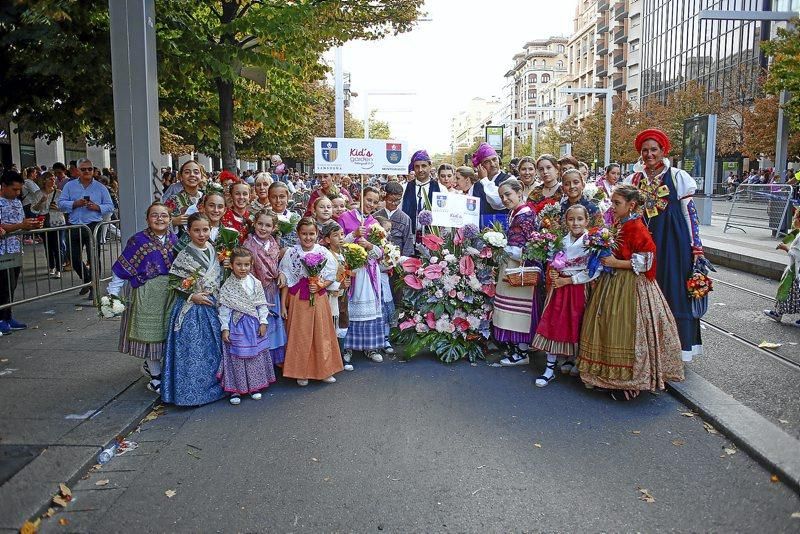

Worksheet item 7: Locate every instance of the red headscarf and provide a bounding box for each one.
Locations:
[634,128,671,155]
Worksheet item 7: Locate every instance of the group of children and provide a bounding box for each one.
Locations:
[111,170,406,406]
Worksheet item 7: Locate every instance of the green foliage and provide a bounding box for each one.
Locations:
[763,20,800,126]
[344,110,392,139]
[392,329,486,364]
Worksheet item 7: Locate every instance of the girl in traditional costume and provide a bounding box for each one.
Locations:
[220,181,251,243]
[337,186,386,364]
[108,202,178,394]
[174,191,239,256]
[268,181,299,252]
[279,218,343,386]
[764,209,800,326]
[578,185,684,400]
[242,210,287,367]
[311,196,334,235]
[626,128,705,362]
[527,154,563,210]
[532,204,599,387]
[559,169,603,227]
[494,179,542,367]
[320,221,353,371]
[217,248,276,405]
[162,213,225,406]
[165,161,205,236]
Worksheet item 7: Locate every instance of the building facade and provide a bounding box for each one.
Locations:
[449,96,503,153]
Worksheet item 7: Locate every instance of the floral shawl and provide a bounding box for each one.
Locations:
[243,233,281,302]
[112,229,177,289]
[219,273,268,325]
[169,242,222,329]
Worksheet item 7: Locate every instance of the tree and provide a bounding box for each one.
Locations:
[762,19,800,126]
[344,110,392,139]
[609,97,644,165]
[741,95,800,161]
[537,123,563,158]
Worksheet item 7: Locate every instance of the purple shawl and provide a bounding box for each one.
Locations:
[112,229,178,289]
[338,209,381,300]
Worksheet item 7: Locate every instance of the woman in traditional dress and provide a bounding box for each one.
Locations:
[494,178,542,367]
[221,181,251,243]
[625,129,705,362]
[337,186,386,364]
[597,163,621,224]
[165,160,206,236]
[578,185,684,400]
[108,202,178,394]
[527,154,563,211]
[162,213,225,406]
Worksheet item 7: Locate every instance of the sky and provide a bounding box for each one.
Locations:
[336,0,578,155]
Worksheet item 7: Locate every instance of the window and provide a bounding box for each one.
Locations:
[557,44,565,53]
[528,88,537,99]
[541,60,547,67]
[531,59,537,67]
[557,60,564,68]
[529,73,537,83]
[541,73,551,83]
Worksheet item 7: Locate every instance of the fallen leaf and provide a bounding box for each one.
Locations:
[74,307,83,311]
[533,443,542,448]
[779,419,790,425]
[165,489,177,498]
[771,474,780,483]
[680,411,696,418]
[723,445,737,456]
[311,457,319,462]
[790,511,800,518]
[631,430,641,435]
[95,479,110,486]
[638,488,655,503]
[703,422,719,435]
[19,519,41,534]
[671,439,686,447]
[0,358,7,363]
[58,518,70,526]
[758,341,782,349]
[52,495,69,507]
[59,483,72,498]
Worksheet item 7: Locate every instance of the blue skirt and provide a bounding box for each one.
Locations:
[344,317,386,351]
[162,296,225,406]
[266,293,287,364]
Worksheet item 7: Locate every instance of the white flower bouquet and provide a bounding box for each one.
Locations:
[98,294,126,318]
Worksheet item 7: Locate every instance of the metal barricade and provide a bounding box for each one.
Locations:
[0,219,122,312]
[723,184,794,236]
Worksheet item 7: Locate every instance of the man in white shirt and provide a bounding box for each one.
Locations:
[400,149,444,234]
[471,143,511,227]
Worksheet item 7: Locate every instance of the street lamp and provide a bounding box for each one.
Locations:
[698,9,798,182]
[560,87,614,167]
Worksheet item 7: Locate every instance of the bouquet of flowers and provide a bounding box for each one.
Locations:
[98,294,126,318]
[584,225,618,276]
[687,257,715,318]
[536,202,562,231]
[341,242,368,271]
[367,223,387,246]
[301,251,328,306]
[583,183,607,204]
[276,212,301,236]
[169,267,203,293]
[687,271,713,299]
[523,229,564,264]
[381,241,402,270]
[417,210,433,229]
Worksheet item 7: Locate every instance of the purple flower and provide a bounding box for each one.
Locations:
[303,252,326,268]
[417,210,433,227]
[462,223,479,240]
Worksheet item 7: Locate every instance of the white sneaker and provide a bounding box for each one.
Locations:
[229,396,241,405]
[297,379,309,387]
[344,363,354,371]
[384,343,396,354]
[250,392,262,400]
[368,351,383,363]
[322,376,336,383]
[343,350,352,363]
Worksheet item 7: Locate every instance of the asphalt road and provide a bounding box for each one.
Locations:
[39,348,800,532]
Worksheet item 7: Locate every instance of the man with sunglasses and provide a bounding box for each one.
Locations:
[58,158,114,299]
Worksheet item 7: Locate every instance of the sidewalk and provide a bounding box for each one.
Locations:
[704,200,792,280]
[0,292,157,530]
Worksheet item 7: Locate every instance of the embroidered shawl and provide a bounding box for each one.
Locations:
[243,234,281,302]
[218,273,268,325]
[169,243,222,329]
[112,229,177,289]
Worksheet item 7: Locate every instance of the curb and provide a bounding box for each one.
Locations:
[703,244,785,281]
[0,377,157,530]
[667,370,800,494]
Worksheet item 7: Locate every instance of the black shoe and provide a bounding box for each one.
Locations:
[79,286,90,296]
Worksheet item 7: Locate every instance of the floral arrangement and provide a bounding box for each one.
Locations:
[341,242,368,271]
[301,251,327,306]
[367,223,387,246]
[417,209,433,228]
[584,225,618,276]
[582,183,607,204]
[687,271,713,299]
[536,201,562,230]
[276,212,301,236]
[394,224,501,363]
[522,229,564,263]
[98,294,126,318]
[169,267,203,293]
[381,241,402,270]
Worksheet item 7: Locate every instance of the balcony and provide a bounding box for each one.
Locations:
[597,0,610,11]
[614,1,627,21]
[596,58,608,77]
[613,26,627,44]
[613,72,626,90]
[613,48,627,67]
[596,37,608,55]
[597,14,609,33]
[595,78,608,92]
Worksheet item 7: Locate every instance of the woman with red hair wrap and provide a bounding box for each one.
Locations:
[625,128,705,362]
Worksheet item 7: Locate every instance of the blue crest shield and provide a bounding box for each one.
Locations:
[436,196,447,208]
[322,141,338,162]
[386,143,402,164]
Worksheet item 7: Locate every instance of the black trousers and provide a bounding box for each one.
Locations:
[44,227,63,271]
[67,223,100,284]
[0,266,21,321]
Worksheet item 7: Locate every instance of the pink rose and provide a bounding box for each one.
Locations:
[401,257,422,273]
[459,255,475,276]
[403,275,423,290]
[420,234,444,251]
[448,289,457,298]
